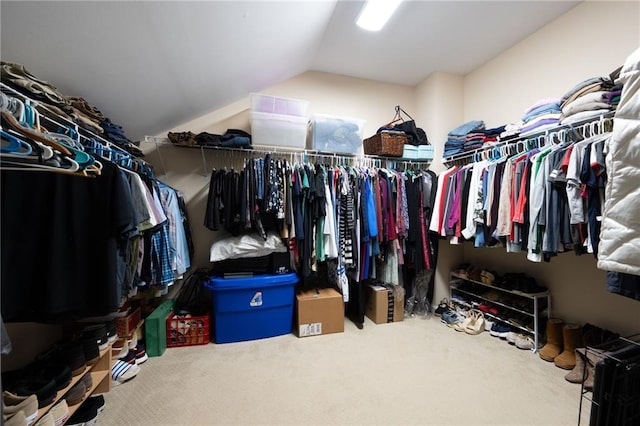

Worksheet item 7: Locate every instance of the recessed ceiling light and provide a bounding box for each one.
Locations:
[356,0,403,32]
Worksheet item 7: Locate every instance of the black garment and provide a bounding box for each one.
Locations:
[1,160,135,321]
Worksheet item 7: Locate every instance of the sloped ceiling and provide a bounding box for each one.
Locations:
[1,1,580,141]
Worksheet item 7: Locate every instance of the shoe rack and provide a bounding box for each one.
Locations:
[577,334,640,426]
[34,343,112,425]
[449,271,552,352]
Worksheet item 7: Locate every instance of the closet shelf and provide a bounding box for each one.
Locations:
[450,285,535,317]
[450,272,550,298]
[442,111,615,166]
[143,135,432,176]
[34,344,112,425]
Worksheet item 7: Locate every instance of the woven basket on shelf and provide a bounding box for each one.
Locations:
[363,132,407,157]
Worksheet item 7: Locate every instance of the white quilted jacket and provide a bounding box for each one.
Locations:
[598,47,640,275]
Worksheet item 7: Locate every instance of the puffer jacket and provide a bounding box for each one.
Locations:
[597,47,640,275]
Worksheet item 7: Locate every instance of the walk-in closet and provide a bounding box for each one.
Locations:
[2,1,639,425]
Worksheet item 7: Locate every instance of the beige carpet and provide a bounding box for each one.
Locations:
[100,316,590,425]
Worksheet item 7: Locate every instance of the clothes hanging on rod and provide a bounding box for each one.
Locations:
[1,92,194,322]
[204,153,440,322]
[432,115,614,266]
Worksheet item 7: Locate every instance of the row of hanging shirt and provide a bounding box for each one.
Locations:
[1,89,194,321]
[432,115,612,263]
[205,153,438,299]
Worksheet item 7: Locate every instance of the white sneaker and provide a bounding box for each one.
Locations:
[484,319,494,331]
[515,335,535,350]
[506,332,519,345]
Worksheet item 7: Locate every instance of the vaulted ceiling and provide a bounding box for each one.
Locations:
[1,1,580,141]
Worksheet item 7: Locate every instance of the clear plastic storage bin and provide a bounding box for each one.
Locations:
[310,113,365,155]
[250,111,308,148]
[250,93,309,117]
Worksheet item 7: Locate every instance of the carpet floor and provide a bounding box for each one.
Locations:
[100,315,590,425]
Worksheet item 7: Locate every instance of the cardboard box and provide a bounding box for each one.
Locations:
[366,285,404,324]
[296,288,344,337]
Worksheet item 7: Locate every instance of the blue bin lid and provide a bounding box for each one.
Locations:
[204,273,298,290]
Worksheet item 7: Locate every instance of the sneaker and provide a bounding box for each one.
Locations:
[484,319,494,332]
[78,337,100,367]
[62,380,86,406]
[3,391,38,425]
[506,331,519,345]
[440,310,459,326]
[516,335,536,350]
[6,411,28,426]
[111,339,129,360]
[33,412,54,426]
[86,395,105,414]
[132,343,148,365]
[489,323,510,338]
[50,399,68,426]
[80,325,108,351]
[11,378,57,409]
[121,350,137,366]
[111,360,140,386]
[434,299,451,317]
[105,320,118,343]
[65,401,98,426]
[49,343,86,377]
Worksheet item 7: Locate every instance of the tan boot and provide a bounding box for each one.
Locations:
[564,348,588,383]
[584,350,605,391]
[539,318,564,362]
[554,324,583,369]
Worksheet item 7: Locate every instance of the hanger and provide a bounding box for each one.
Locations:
[1,111,73,156]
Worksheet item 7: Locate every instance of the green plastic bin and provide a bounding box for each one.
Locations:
[145,300,174,357]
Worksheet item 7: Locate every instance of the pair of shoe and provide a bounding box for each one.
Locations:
[441,310,460,326]
[506,332,536,350]
[2,362,71,408]
[489,323,511,339]
[434,299,452,317]
[33,399,68,426]
[63,374,92,406]
[66,395,105,426]
[3,392,38,425]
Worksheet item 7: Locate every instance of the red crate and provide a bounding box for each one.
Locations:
[166,313,210,347]
[116,306,141,338]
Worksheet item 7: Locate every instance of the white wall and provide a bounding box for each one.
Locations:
[464,0,640,128]
[414,72,466,307]
[462,0,640,335]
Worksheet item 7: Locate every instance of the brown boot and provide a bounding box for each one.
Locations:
[584,350,605,391]
[554,324,583,369]
[564,348,588,383]
[539,318,564,362]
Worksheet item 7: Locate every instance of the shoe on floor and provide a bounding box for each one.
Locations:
[506,332,519,345]
[515,335,536,350]
[3,391,38,425]
[111,360,140,386]
[434,299,451,317]
[87,395,105,414]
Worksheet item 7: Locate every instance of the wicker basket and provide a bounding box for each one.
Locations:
[363,132,407,157]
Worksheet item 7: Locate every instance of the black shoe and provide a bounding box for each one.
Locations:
[14,377,57,408]
[78,336,100,366]
[105,319,118,343]
[52,342,86,376]
[87,394,105,414]
[33,362,72,391]
[80,324,108,350]
[65,399,98,426]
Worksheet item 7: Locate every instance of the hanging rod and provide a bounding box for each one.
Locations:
[144,135,431,176]
[442,111,615,166]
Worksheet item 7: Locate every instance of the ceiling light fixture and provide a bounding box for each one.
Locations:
[356,0,403,31]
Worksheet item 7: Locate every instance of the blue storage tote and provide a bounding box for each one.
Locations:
[205,273,298,344]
